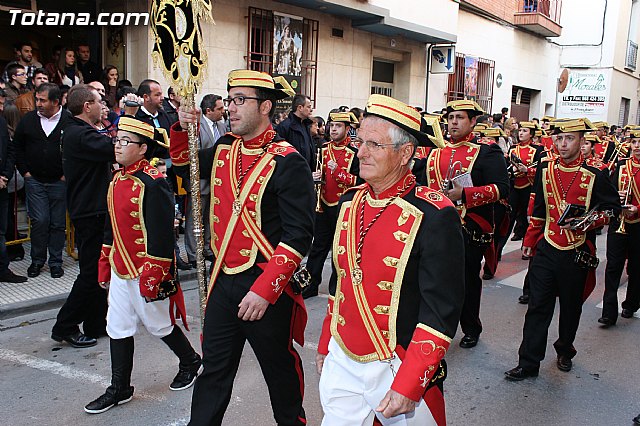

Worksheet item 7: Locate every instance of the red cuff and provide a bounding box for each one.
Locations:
[169,122,190,166]
[251,243,303,304]
[98,245,112,283]
[526,168,536,186]
[317,296,335,355]
[391,324,450,402]
[585,213,611,231]
[523,217,544,249]
[139,257,173,298]
[463,184,500,208]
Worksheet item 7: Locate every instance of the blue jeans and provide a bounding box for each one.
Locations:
[0,189,10,274]
[25,177,66,267]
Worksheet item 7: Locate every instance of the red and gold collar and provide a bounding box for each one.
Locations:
[367,171,416,200]
[122,158,149,175]
[239,125,277,149]
[332,135,351,148]
[558,154,583,169]
[449,132,475,146]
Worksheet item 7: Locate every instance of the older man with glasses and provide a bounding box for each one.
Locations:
[315,94,464,426]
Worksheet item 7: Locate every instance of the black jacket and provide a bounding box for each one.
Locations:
[14,108,72,182]
[275,112,315,169]
[62,116,115,220]
[0,116,16,179]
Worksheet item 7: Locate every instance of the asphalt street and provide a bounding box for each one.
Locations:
[0,235,639,425]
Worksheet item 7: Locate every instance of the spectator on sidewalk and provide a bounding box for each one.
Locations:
[2,42,42,90]
[14,83,70,279]
[15,67,49,116]
[3,102,26,262]
[76,44,101,84]
[0,112,27,283]
[4,64,29,103]
[276,93,315,169]
[52,47,83,87]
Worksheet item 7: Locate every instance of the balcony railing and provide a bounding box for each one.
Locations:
[519,0,562,23]
[626,40,638,71]
[514,0,563,37]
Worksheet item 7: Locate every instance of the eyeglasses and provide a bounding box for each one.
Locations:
[15,72,26,77]
[352,137,396,151]
[112,137,143,146]
[223,96,264,107]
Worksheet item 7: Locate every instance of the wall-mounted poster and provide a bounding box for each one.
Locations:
[464,56,478,100]
[273,12,303,77]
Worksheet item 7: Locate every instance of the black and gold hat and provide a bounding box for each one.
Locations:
[519,121,540,131]
[328,111,359,126]
[117,116,170,149]
[445,99,485,118]
[629,129,640,139]
[584,134,602,144]
[477,126,507,139]
[364,94,428,146]
[591,121,609,130]
[473,123,489,133]
[421,115,445,148]
[227,69,296,100]
[551,118,597,134]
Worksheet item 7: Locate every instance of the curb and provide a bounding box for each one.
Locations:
[0,269,200,320]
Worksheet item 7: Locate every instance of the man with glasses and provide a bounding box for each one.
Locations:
[85,116,200,414]
[4,63,29,102]
[170,69,314,425]
[51,85,141,349]
[315,94,464,426]
[423,100,510,349]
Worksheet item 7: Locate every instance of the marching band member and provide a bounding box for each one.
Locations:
[305,111,361,298]
[505,118,620,380]
[316,94,464,426]
[599,129,640,325]
[85,116,199,414]
[423,100,510,349]
[170,70,314,425]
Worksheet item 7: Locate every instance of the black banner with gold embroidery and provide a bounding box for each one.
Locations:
[150,0,212,96]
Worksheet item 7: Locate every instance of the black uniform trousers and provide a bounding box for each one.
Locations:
[189,269,306,426]
[306,204,338,293]
[518,239,588,370]
[52,214,108,337]
[602,221,640,319]
[459,231,487,337]
[507,186,531,240]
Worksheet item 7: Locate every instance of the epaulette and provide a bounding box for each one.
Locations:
[585,157,607,171]
[414,186,454,210]
[541,156,555,163]
[142,164,164,179]
[267,141,298,157]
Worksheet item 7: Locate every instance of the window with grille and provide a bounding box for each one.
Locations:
[625,40,638,71]
[446,53,495,113]
[619,97,631,127]
[371,60,394,97]
[247,7,319,106]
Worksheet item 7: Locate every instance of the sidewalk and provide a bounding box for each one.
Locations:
[0,240,198,319]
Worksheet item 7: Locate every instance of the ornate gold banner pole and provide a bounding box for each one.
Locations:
[150,0,213,329]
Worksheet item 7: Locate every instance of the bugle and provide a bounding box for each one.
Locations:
[314,147,324,213]
[616,179,633,234]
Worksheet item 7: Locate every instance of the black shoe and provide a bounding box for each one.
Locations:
[511,235,523,241]
[504,366,539,381]
[633,413,640,425]
[518,294,530,304]
[621,308,635,319]
[27,263,43,278]
[50,266,64,278]
[0,270,28,283]
[176,258,192,271]
[170,353,201,391]
[482,272,494,280]
[521,254,532,260]
[51,331,97,348]
[84,386,134,414]
[557,355,572,372]
[302,286,318,299]
[597,316,616,326]
[459,334,479,348]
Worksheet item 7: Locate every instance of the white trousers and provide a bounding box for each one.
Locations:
[106,271,173,339]
[319,338,436,426]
